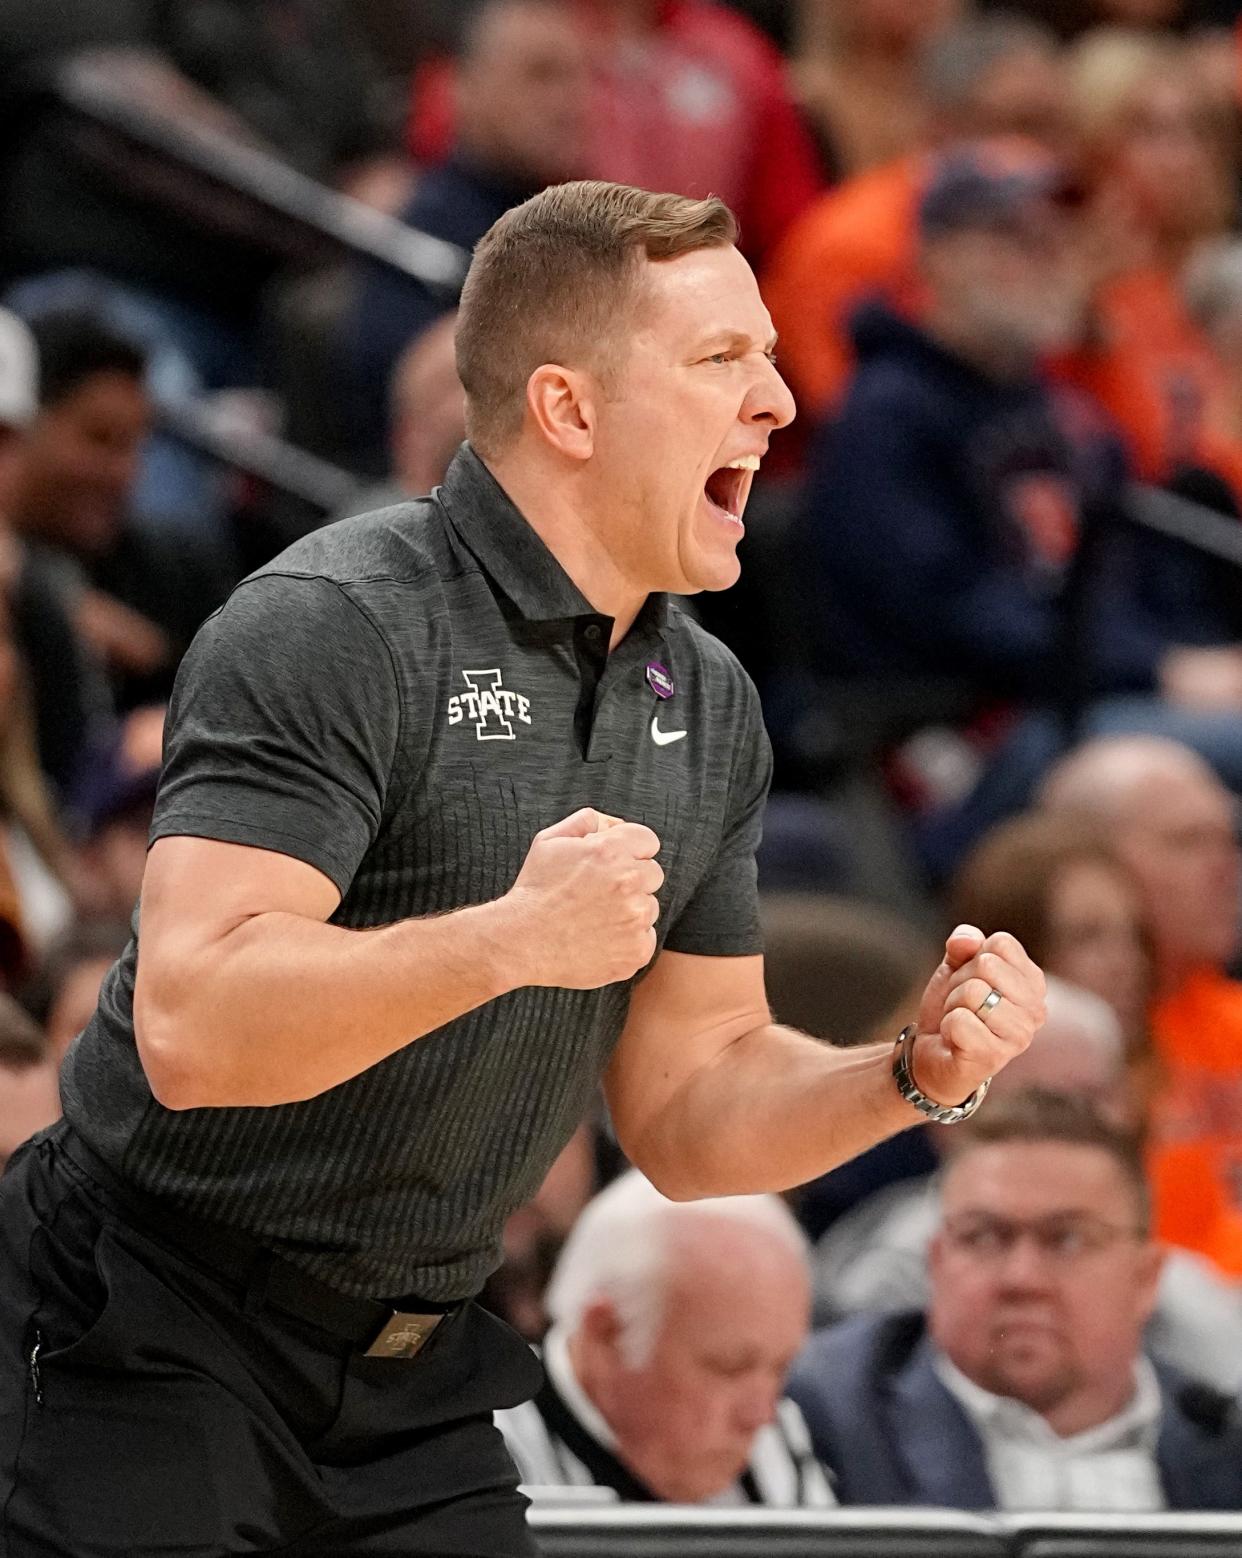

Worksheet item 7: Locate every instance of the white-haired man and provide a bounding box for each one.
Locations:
[497,1171,834,1506]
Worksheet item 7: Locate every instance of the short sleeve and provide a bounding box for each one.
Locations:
[662,678,772,958]
[150,573,401,895]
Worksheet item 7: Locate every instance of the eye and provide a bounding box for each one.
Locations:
[705,352,733,366]
[700,1354,752,1378]
[1045,1223,1093,1258]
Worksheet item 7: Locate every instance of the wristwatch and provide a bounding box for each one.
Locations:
[891,1025,991,1125]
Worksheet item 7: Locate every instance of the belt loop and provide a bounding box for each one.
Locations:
[243,1249,275,1316]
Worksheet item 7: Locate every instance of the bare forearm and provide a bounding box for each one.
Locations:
[631,1024,917,1200]
[136,901,520,1108]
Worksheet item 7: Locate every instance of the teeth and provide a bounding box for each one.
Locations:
[723,455,761,471]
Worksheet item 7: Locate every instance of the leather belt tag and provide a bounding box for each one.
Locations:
[363,1311,444,1359]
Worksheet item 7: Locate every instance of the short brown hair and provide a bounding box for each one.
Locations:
[455,180,739,455]
[955,1087,1150,1232]
[760,894,935,1047]
[947,812,1136,969]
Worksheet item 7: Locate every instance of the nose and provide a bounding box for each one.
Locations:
[103,445,140,498]
[732,1377,780,1435]
[743,357,796,432]
[994,1232,1056,1293]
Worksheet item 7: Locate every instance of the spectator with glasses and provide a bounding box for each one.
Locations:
[790,1089,1242,1510]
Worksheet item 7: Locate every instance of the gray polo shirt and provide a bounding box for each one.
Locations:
[61,445,772,1301]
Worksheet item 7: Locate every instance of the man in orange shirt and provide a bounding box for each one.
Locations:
[761,12,1070,420]
[1040,735,1242,1276]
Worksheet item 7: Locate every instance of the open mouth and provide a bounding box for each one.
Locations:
[703,455,760,523]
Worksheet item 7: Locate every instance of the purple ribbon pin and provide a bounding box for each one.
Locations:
[646,661,675,700]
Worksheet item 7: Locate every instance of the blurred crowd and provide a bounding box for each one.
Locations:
[4,0,1242,1519]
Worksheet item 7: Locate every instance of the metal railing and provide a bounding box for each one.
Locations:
[1126,483,1242,572]
[34,49,469,292]
[526,1505,1242,1557]
[155,397,365,520]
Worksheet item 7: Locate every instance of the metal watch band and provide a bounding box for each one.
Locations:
[891,1024,992,1125]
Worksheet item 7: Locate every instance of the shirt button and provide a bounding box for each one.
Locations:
[583,624,603,645]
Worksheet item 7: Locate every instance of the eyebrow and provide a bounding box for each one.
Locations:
[699,330,780,355]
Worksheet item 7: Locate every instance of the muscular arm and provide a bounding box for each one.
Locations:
[135,807,663,1111]
[133,570,669,1112]
[133,836,523,1111]
[606,932,1044,1201]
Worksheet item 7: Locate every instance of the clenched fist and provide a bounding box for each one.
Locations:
[909,925,1047,1107]
[501,808,664,989]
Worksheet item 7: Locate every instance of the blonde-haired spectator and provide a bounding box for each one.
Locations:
[1062,27,1242,495]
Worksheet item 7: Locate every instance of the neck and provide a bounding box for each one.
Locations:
[483,450,648,647]
[1039,1372,1140,1439]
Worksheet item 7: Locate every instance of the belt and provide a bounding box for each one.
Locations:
[53,1126,454,1359]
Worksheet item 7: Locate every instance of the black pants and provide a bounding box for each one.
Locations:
[0,1124,543,1557]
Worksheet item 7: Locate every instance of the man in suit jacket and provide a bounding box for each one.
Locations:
[789,1089,1242,1511]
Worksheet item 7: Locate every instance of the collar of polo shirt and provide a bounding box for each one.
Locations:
[439,443,671,639]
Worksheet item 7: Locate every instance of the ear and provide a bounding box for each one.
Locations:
[927,1228,946,1283]
[525,363,597,461]
[579,1296,625,1356]
[1134,1240,1166,1321]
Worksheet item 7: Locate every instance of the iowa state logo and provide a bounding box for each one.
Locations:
[446,668,533,741]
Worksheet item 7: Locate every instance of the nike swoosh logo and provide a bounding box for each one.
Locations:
[651,716,687,747]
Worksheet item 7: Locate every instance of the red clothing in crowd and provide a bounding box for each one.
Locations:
[408,0,825,265]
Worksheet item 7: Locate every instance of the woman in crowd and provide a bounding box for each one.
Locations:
[947,811,1154,1107]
